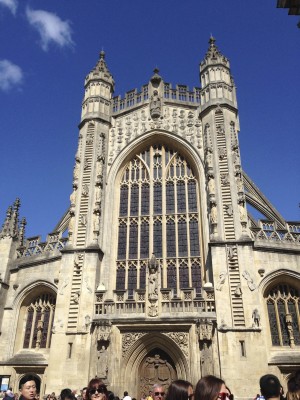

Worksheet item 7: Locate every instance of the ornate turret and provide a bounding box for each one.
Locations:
[199,37,237,110]
[0,198,21,240]
[81,51,115,123]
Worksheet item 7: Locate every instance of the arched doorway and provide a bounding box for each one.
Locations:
[139,348,177,399]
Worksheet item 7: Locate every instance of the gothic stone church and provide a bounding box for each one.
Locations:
[0,38,299,398]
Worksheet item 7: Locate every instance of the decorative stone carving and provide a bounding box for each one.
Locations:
[242,270,256,291]
[80,214,87,226]
[83,158,89,170]
[200,342,213,376]
[236,175,243,192]
[70,189,76,206]
[227,245,234,260]
[148,254,159,300]
[72,291,80,304]
[210,204,218,224]
[220,173,229,186]
[234,284,242,297]
[197,318,214,341]
[218,147,226,160]
[97,345,108,378]
[68,215,74,237]
[238,203,247,222]
[232,148,241,166]
[150,90,161,119]
[216,271,227,291]
[208,176,215,196]
[252,308,260,327]
[73,160,80,180]
[122,332,146,356]
[164,332,189,357]
[82,184,89,197]
[224,204,233,216]
[286,313,295,347]
[74,253,83,272]
[93,322,112,343]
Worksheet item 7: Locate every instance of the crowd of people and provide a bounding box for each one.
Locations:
[1,371,299,400]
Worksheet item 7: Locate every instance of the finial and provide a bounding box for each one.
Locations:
[13,197,20,212]
[100,50,105,60]
[209,35,216,45]
[153,67,159,74]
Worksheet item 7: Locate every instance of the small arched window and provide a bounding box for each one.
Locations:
[266,283,300,347]
[23,293,56,349]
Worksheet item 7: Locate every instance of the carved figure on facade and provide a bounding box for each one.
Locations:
[236,175,243,193]
[86,134,94,145]
[234,284,242,297]
[200,342,213,377]
[205,149,213,171]
[95,186,102,203]
[224,204,233,217]
[83,158,89,170]
[72,291,80,304]
[35,320,43,349]
[210,203,218,224]
[95,321,112,342]
[68,215,74,238]
[82,184,89,197]
[238,202,247,222]
[74,252,83,272]
[122,332,146,356]
[96,345,108,378]
[207,175,215,196]
[148,254,159,300]
[197,319,214,341]
[150,90,162,119]
[252,308,260,327]
[218,147,226,160]
[93,212,100,239]
[220,173,229,186]
[70,188,77,206]
[141,354,174,384]
[216,125,225,135]
[216,271,227,291]
[232,148,241,166]
[73,160,80,181]
[285,313,295,347]
[80,214,87,226]
[242,270,256,291]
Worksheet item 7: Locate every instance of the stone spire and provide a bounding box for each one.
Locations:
[81,50,115,124]
[199,37,237,109]
[0,198,21,239]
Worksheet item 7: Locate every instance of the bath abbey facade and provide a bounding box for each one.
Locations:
[0,38,299,397]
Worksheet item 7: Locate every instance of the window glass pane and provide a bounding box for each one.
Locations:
[141,184,150,215]
[188,180,197,212]
[153,221,162,257]
[167,220,176,257]
[267,300,280,345]
[179,266,189,288]
[288,300,300,345]
[129,223,138,259]
[130,185,139,216]
[166,182,175,214]
[32,309,42,348]
[117,225,127,259]
[116,267,125,290]
[189,220,200,256]
[278,301,289,346]
[119,185,128,216]
[140,223,149,259]
[167,265,177,290]
[178,220,188,257]
[191,262,202,294]
[177,181,186,213]
[40,309,50,348]
[154,183,162,214]
[128,266,137,299]
[139,264,146,289]
[23,308,34,348]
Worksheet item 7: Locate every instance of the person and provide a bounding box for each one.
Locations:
[151,385,165,400]
[195,375,230,400]
[60,390,76,400]
[19,375,39,400]
[87,379,108,400]
[165,380,193,400]
[123,393,131,400]
[146,392,152,400]
[259,375,281,400]
[82,389,88,400]
[4,391,14,400]
[287,377,299,400]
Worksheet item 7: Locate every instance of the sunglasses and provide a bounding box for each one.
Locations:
[218,393,230,400]
[154,393,165,397]
[89,387,107,395]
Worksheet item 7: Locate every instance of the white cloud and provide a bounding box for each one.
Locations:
[0,60,23,92]
[26,7,74,51]
[0,0,18,15]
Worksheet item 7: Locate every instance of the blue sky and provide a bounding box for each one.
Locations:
[0,0,299,239]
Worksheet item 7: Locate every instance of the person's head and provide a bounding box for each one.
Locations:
[87,379,107,400]
[195,375,228,400]
[19,375,39,400]
[260,375,281,399]
[152,385,165,400]
[82,389,88,400]
[124,394,128,398]
[60,390,73,400]
[166,380,193,400]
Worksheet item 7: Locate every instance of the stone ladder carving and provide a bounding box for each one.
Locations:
[215,114,235,241]
[76,125,94,247]
[67,252,84,331]
[226,245,245,327]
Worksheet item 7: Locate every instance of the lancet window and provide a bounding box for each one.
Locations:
[116,144,203,297]
[23,293,56,349]
[266,283,300,347]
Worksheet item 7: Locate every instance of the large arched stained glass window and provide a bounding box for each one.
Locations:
[23,293,56,349]
[266,283,300,347]
[116,144,203,296]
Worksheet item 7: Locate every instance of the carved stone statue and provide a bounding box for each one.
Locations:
[148,254,159,299]
[236,176,243,192]
[239,203,247,222]
[252,308,260,327]
[97,345,108,378]
[210,204,218,224]
[216,271,227,291]
[242,270,256,291]
[201,343,213,376]
[150,90,161,119]
[208,176,215,195]
[70,189,76,205]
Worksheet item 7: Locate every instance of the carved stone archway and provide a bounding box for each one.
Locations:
[139,349,177,398]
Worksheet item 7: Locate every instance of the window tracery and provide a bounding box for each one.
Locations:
[116,145,203,296]
[23,293,55,349]
[266,283,300,347]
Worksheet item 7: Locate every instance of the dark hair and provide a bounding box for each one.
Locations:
[19,375,39,391]
[87,379,107,400]
[124,393,128,397]
[260,375,281,399]
[166,380,193,400]
[195,375,225,400]
[60,389,73,400]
